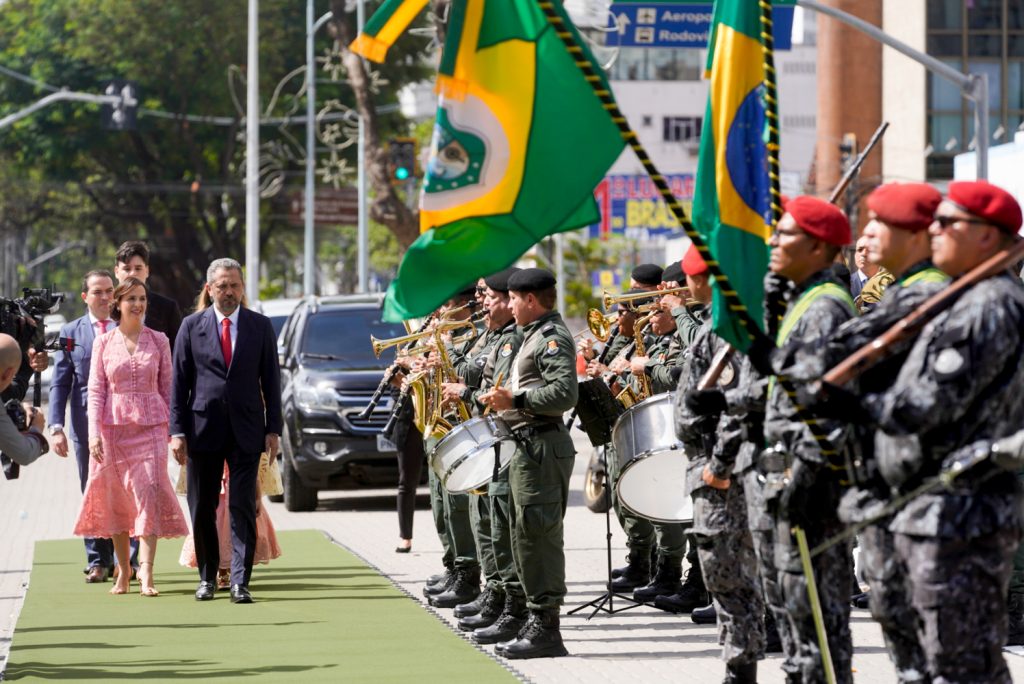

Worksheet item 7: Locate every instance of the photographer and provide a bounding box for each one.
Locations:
[0,333,48,466]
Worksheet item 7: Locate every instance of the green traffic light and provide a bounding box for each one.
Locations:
[395,167,410,180]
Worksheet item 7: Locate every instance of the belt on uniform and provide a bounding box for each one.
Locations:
[510,422,564,440]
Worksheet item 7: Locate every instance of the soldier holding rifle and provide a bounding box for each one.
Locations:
[816,181,1024,683]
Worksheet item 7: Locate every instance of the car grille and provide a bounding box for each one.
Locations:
[337,390,393,433]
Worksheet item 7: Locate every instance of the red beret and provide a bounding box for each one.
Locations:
[682,244,709,277]
[867,182,942,232]
[947,180,1022,234]
[785,196,851,246]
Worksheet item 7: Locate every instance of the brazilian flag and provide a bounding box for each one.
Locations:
[352,0,624,321]
[693,0,774,351]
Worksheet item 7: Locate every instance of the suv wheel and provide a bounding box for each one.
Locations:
[282,430,318,512]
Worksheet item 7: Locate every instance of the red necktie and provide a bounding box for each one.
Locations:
[220,318,232,368]
[99,320,109,334]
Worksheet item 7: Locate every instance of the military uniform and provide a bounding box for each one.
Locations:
[767,267,857,684]
[676,318,766,676]
[424,325,482,606]
[496,306,578,659]
[870,270,1024,683]
[788,260,948,683]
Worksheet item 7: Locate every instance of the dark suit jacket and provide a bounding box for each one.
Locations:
[170,307,283,455]
[146,290,182,350]
[48,314,116,447]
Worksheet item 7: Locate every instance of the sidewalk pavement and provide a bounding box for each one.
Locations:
[2,418,1023,682]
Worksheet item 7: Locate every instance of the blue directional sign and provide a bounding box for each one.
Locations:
[607,3,795,50]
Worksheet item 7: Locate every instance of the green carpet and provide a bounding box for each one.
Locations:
[5,530,518,682]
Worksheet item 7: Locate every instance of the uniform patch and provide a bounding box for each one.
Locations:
[934,347,965,378]
[500,343,513,357]
[718,361,736,388]
[545,339,559,355]
[658,353,666,362]
[475,357,486,367]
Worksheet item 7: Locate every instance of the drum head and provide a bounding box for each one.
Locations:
[616,449,693,523]
[443,438,515,494]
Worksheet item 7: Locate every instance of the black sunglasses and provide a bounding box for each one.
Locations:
[932,215,990,229]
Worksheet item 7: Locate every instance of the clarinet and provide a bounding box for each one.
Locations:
[566,324,620,429]
[358,312,438,420]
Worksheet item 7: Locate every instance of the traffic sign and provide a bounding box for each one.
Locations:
[607,3,795,50]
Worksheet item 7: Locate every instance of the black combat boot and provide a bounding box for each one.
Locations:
[634,556,683,603]
[1007,592,1024,646]
[764,609,783,653]
[691,602,718,624]
[652,565,708,613]
[611,546,657,579]
[502,608,569,660]
[429,566,481,608]
[454,584,493,618]
[610,548,652,592]
[424,569,457,597]
[723,661,757,684]
[458,587,506,631]
[472,593,527,645]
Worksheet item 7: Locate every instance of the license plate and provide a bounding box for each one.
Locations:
[377,434,398,452]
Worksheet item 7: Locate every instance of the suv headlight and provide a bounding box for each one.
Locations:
[295,383,339,411]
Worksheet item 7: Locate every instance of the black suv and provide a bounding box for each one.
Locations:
[276,294,407,511]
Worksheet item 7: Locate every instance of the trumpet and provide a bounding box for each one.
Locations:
[602,286,691,311]
[573,309,616,343]
[371,319,476,357]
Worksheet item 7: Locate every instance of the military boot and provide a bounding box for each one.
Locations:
[652,565,708,613]
[454,584,492,619]
[472,593,527,645]
[458,587,505,631]
[691,602,718,624]
[633,556,683,603]
[610,548,651,592]
[764,609,783,653]
[1007,592,1024,646]
[723,661,757,684]
[502,608,569,660]
[611,546,657,579]
[429,566,481,608]
[423,569,455,597]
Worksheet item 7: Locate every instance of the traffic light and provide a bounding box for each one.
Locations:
[101,80,139,131]
[389,137,417,184]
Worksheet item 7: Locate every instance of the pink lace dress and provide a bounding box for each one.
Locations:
[74,327,189,539]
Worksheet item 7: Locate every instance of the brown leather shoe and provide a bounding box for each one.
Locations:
[85,566,109,583]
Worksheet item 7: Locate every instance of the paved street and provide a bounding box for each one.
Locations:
[2,418,1023,682]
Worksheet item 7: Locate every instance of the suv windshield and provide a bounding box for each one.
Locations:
[301,309,406,369]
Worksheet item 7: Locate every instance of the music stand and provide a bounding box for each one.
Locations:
[568,457,643,620]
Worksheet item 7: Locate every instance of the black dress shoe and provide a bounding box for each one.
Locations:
[195,581,216,601]
[230,584,254,604]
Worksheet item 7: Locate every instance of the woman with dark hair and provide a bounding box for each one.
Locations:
[73,277,188,596]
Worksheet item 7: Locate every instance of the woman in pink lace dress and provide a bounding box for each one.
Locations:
[74,277,189,596]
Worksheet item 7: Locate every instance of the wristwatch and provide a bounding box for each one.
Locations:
[48,425,63,436]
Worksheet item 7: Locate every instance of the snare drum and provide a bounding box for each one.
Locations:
[611,392,693,523]
[430,416,515,494]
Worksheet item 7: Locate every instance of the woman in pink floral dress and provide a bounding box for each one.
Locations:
[74,277,189,596]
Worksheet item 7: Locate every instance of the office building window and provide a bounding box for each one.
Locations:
[663,116,702,142]
[926,0,1024,179]
[608,47,703,81]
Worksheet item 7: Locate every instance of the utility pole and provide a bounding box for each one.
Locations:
[245,0,261,305]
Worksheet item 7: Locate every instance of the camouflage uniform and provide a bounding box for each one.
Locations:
[675,319,765,668]
[767,268,856,684]
[788,260,948,683]
[872,271,1024,683]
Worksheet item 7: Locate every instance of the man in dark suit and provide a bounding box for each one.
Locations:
[170,258,282,604]
[114,240,182,349]
[48,270,117,583]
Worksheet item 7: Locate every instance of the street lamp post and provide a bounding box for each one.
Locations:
[245,0,260,305]
[305,3,334,296]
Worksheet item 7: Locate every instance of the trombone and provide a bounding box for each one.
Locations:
[602,286,691,311]
[371,319,476,358]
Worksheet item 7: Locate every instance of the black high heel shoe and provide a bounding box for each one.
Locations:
[395,540,412,554]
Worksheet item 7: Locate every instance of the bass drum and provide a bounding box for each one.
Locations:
[430,416,515,494]
[611,392,692,523]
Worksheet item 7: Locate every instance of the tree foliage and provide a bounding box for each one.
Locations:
[0,0,430,308]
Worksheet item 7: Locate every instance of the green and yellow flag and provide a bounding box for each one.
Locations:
[352,0,624,321]
[692,0,773,350]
